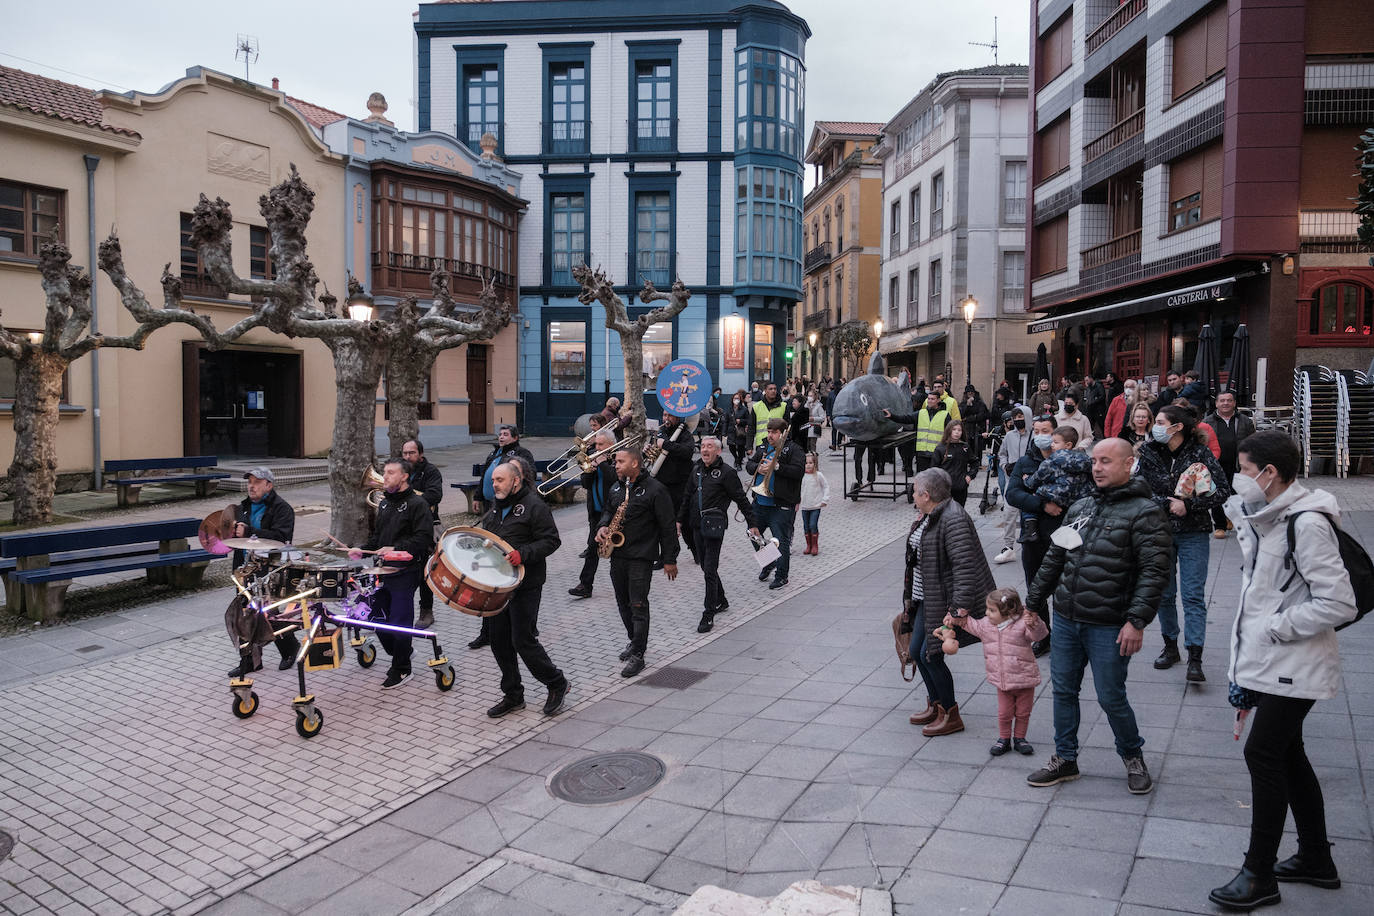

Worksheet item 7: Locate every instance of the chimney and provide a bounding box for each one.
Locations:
[272,77,279,91]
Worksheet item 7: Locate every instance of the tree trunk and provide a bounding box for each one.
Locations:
[327,337,387,544]
[9,350,68,523]
[619,335,649,442]
[385,347,434,458]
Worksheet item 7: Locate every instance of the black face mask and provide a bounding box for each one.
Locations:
[1064,403,1076,414]
[1014,419,1025,430]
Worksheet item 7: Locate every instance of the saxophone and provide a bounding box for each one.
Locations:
[597,489,629,559]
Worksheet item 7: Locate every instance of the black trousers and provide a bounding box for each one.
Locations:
[375,568,419,674]
[664,480,696,558]
[579,512,601,588]
[729,437,747,466]
[897,440,916,476]
[698,530,726,613]
[852,445,878,486]
[490,583,565,701]
[915,452,933,474]
[610,557,654,656]
[1020,536,1052,632]
[1211,467,1236,530]
[1244,693,1327,874]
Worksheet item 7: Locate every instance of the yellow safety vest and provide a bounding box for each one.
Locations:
[752,400,787,447]
[916,407,949,454]
[939,394,961,421]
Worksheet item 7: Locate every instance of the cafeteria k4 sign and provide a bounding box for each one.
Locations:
[657,359,713,417]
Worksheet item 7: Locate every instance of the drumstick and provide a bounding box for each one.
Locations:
[325,533,385,554]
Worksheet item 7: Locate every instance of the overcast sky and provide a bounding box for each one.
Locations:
[5,0,1027,140]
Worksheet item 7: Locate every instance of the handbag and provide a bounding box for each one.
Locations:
[892,603,915,682]
[697,471,727,540]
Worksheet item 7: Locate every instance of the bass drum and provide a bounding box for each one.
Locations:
[425,525,524,617]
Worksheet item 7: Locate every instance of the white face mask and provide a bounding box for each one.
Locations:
[1124,387,1136,399]
[1232,469,1271,508]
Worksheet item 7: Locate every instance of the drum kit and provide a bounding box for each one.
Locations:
[209,503,523,739]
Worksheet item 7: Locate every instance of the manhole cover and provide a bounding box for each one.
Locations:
[639,667,709,690]
[0,830,13,862]
[549,752,666,805]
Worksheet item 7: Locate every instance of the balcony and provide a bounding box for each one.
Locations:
[803,242,833,273]
[803,311,829,331]
[892,122,945,181]
[1084,108,1144,163]
[180,274,228,301]
[1300,209,1361,253]
[543,120,589,156]
[627,118,676,154]
[371,251,515,292]
[1081,229,1142,270]
[1086,0,1147,55]
[1004,197,1026,223]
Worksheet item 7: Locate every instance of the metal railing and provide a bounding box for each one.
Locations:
[1299,209,1361,252]
[1081,229,1142,270]
[372,252,514,288]
[892,123,945,181]
[1004,198,1026,223]
[803,242,833,273]
[1086,0,1148,55]
[1083,108,1144,163]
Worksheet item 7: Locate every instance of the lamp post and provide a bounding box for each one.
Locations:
[961,295,977,388]
[807,331,817,379]
[347,290,375,323]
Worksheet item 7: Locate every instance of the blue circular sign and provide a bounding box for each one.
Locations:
[655,359,713,417]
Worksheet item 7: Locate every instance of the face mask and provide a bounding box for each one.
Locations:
[1033,433,1053,450]
[1151,424,1173,443]
[1014,419,1025,430]
[1063,403,1076,414]
[1124,387,1136,399]
[1232,471,1270,508]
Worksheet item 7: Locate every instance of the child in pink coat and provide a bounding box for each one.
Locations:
[946,587,1048,756]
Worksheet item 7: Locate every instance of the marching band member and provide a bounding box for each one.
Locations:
[224,467,298,676]
[402,439,443,631]
[678,436,760,633]
[746,418,806,591]
[652,413,696,565]
[349,459,434,689]
[596,447,679,677]
[480,461,570,718]
[468,425,534,650]
[569,430,618,599]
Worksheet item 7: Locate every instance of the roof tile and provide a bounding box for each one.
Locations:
[813,120,886,136]
[0,64,139,137]
[285,94,347,129]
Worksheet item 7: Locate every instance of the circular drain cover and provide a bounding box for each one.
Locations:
[0,830,13,862]
[549,752,666,805]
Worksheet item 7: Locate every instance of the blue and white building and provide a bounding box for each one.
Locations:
[414,0,810,434]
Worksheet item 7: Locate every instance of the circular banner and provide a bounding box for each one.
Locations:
[655,358,713,417]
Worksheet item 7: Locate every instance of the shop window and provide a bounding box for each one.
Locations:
[549,321,587,391]
[643,321,673,377]
[1305,282,1373,343]
[754,324,774,379]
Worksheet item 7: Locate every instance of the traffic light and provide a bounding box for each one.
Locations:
[784,347,794,360]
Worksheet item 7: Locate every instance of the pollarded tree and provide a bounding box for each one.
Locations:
[573,266,691,441]
[0,236,255,523]
[829,319,876,377]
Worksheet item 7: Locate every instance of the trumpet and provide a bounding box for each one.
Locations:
[361,465,386,509]
[537,431,644,496]
[546,417,621,480]
[750,452,776,499]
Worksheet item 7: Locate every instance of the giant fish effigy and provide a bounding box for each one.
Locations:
[831,353,914,442]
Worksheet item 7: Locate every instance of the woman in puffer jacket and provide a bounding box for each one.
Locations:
[1207,431,1357,912]
[1135,403,1229,681]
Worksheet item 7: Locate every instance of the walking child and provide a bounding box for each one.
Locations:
[946,587,1047,756]
[799,452,830,555]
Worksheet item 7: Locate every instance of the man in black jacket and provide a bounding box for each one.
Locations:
[1003,414,1062,654]
[1204,390,1255,537]
[1025,438,1171,795]
[403,439,443,629]
[679,436,760,633]
[225,468,298,676]
[652,414,697,563]
[350,459,435,689]
[569,430,618,599]
[596,447,679,677]
[481,461,569,717]
[746,418,806,590]
[468,426,535,649]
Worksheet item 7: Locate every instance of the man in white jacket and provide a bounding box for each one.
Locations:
[993,406,1033,564]
[1209,431,1357,912]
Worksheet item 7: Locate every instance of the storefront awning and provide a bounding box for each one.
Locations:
[1026,275,1246,335]
[879,329,946,354]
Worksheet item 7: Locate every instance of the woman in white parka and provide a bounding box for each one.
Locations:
[1208,431,1357,912]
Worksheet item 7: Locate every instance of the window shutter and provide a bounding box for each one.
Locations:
[1172,16,1206,99]
[1205,3,1228,80]
[1201,143,1223,221]
[1171,152,1203,206]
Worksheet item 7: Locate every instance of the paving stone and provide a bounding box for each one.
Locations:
[672,811,774,870]
[647,763,742,810]
[370,839,482,896]
[911,828,1025,884]
[443,766,534,804]
[1137,817,1250,868]
[434,885,552,916]
[509,819,602,864]
[1120,855,1239,913]
[746,821,850,873]
[889,866,1004,915]
[1031,805,1144,856]
[647,854,734,896]
[508,871,646,916]
[941,794,1048,840]
[382,790,482,835]
[239,855,357,912]
[605,799,705,854]
[575,836,668,883]
[992,885,1119,916]
[1011,840,1133,899]
[299,874,421,916]
[690,737,777,772]
[720,774,810,820]
[748,745,838,781]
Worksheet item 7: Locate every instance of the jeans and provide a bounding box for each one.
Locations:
[1050,611,1144,761]
[1244,693,1327,874]
[489,583,565,701]
[908,619,956,709]
[610,557,654,656]
[375,567,420,675]
[801,509,820,535]
[753,503,796,581]
[1156,530,1211,647]
[698,529,726,612]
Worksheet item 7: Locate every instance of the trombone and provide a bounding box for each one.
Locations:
[537,430,644,496]
[545,417,620,480]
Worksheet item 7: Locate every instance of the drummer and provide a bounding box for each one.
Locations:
[225,467,299,677]
[479,460,570,717]
[349,458,435,690]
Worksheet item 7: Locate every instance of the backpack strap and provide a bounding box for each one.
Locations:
[1281,510,1337,593]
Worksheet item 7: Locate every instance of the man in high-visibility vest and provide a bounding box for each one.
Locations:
[748,382,787,448]
[885,391,950,474]
[931,379,961,422]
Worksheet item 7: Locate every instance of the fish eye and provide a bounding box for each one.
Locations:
[860,393,869,406]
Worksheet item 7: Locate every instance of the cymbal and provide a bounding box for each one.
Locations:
[355,566,403,576]
[220,537,289,551]
[197,506,237,556]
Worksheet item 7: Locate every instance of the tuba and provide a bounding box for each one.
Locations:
[362,465,386,509]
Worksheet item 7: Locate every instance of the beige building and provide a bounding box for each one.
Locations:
[798,122,885,381]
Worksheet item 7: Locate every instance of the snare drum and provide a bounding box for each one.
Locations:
[425,525,524,617]
[279,562,349,600]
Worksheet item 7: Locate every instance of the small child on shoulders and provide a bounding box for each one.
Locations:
[1019,427,1096,542]
[946,587,1048,756]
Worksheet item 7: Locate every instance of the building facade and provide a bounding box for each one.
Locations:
[798,122,884,382]
[413,0,810,434]
[873,66,1050,397]
[1026,0,1373,403]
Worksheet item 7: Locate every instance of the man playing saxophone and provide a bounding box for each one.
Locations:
[595,446,679,677]
[746,417,806,590]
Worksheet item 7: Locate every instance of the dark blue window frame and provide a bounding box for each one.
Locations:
[627,40,679,155]
[627,174,676,289]
[454,44,506,155]
[734,45,804,158]
[541,43,592,156]
[543,307,592,398]
[544,175,591,287]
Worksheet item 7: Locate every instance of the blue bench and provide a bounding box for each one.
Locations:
[0,518,217,622]
[451,460,576,512]
[104,456,232,507]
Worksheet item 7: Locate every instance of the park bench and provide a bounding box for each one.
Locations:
[451,459,578,512]
[0,518,217,622]
[104,456,231,507]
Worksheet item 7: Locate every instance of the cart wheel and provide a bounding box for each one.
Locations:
[356,644,376,668]
[295,709,324,739]
[435,665,456,692]
[232,691,259,719]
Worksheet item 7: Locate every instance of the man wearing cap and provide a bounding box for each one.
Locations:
[402,439,443,630]
[225,468,298,677]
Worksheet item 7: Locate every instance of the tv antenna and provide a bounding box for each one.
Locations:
[969,16,999,66]
[235,34,260,82]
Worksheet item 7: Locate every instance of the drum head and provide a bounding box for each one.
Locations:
[440,528,521,589]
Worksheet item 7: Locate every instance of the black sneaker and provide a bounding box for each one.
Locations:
[543,682,568,717]
[1013,738,1035,756]
[277,654,296,670]
[467,632,490,650]
[758,564,773,582]
[1027,755,1080,787]
[716,599,730,613]
[697,614,714,633]
[1123,755,1153,794]
[487,695,525,717]
[228,658,262,678]
[769,577,788,590]
[989,738,1011,757]
[568,584,592,599]
[618,641,635,662]
[381,671,411,690]
[621,654,645,677]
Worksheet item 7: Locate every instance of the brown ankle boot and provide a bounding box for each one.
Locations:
[910,699,940,726]
[923,703,965,737]
[808,533,818,554]
[812,533,820,555]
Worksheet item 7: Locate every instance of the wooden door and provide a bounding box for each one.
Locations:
[466,345,489,435]
[1115,326,1143,380]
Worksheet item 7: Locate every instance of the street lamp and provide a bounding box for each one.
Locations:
[347,289,375,323]
[807,331,818,379]
[961,295,977,388]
